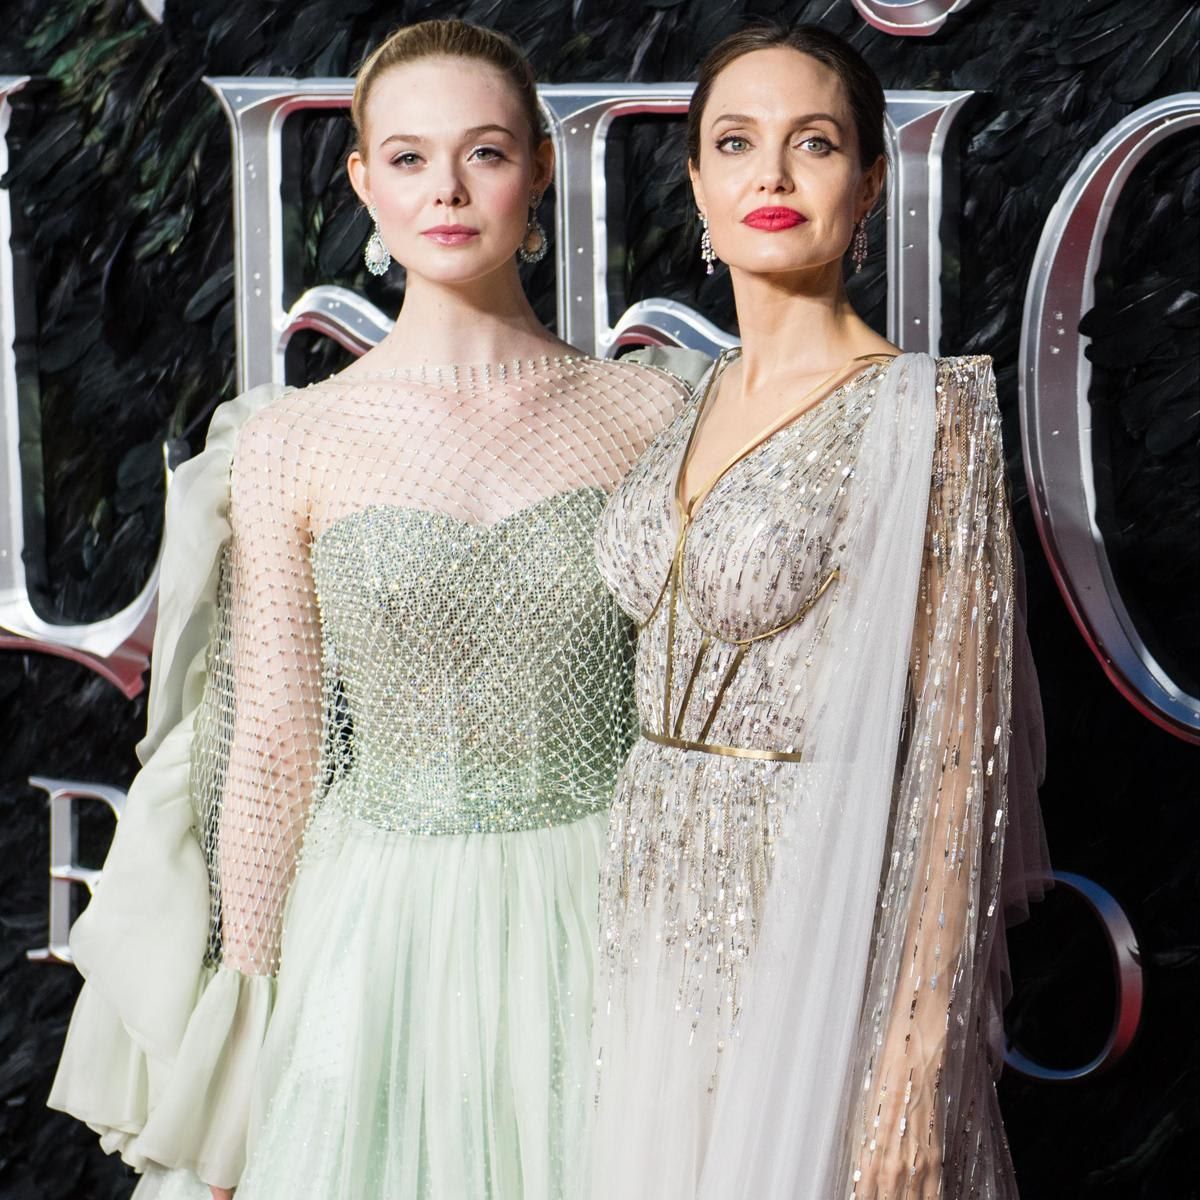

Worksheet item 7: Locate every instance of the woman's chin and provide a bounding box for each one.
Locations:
[404,248,518,286]
[724,250,842,280]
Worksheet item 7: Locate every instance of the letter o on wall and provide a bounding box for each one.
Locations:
[1020,94,1200,743]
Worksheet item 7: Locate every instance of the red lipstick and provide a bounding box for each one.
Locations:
[421,224,480,246]
[742,207,807,231]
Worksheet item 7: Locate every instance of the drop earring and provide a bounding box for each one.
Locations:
[699,212,715,275]
[364,204,390,276]
[518,193,548,265]
[851,218,868,274]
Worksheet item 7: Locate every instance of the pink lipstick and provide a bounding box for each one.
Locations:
[422,224,480,246]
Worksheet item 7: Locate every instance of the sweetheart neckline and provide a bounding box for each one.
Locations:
[311,485,607,547]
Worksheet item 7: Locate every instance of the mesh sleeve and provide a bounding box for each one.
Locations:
[197,409,325,977]
[851,357,1017,1195]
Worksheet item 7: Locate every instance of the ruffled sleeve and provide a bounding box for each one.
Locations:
[46,383,312,1190]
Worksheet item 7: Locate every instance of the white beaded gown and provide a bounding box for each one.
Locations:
[590,350,1050,1200]
[47,352,705,1200]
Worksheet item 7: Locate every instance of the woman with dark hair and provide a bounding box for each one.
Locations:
[47,19,702,1200]
[591,23,1049,1200]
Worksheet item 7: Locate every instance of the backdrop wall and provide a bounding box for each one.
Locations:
[0,2,1196,1198]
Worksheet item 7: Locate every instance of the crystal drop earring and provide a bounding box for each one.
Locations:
[699,212,715,275]
[851,218,868,274]
[364,204,391,276]
[518,193,549,265]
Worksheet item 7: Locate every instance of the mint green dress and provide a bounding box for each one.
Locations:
[47,354,704,1199]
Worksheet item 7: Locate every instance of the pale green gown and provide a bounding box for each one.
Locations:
[48,352,707,1199]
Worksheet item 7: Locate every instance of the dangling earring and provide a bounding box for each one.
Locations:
[699,212,715,275]
[518,193,548,264]
[851,218,868,274]
[364,204,390,276]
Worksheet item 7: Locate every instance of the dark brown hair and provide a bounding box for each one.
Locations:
[352,20,547,154]
[686,23,886,170]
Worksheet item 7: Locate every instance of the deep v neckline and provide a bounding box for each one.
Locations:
[673,349,898,525]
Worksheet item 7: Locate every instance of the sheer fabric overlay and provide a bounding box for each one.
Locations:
[50,353,695,1196]
[592,351,1050,1200]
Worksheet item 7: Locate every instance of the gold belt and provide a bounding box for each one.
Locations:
[639,728,804,763]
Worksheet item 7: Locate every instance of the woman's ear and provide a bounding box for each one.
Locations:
[347,149,372,209]
[688,158,707,217]
[857,154,886,220]
[532,136,555,198]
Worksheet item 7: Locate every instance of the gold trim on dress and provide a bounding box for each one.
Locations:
[640,728,805,763]
[672,635,711,739]
[675,350,897,521]
[640,351,897,754]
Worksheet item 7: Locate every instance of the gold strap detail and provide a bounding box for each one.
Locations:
[673,635,711,738]
[676,351,895,521]
[697,643,748,743]
[661,539,683,730]
[640,728,804,763]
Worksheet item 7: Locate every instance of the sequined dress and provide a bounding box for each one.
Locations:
[590,351,1049,1200]
[48,354,697,1200]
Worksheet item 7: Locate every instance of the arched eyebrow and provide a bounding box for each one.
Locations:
[379,124,518,149]
[709,111,845,132]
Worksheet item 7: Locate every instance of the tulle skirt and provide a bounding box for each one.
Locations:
[588,740,806,1200]
[134,804,606,1200]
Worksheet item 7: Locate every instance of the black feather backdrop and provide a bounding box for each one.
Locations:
[0,2,1196,1197]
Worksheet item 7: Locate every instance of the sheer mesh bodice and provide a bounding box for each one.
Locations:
[309,493,634,837]
[196,356,688,975]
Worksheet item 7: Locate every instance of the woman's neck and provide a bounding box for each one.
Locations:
[372,264,569,368]
[728,262,891,389]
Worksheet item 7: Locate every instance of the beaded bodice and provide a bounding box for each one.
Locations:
[310,490,635,835]
[597,350,896,757]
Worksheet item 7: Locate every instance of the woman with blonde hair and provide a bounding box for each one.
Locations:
[49,19,701,1200]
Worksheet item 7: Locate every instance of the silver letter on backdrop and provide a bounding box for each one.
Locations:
[543,86,972,357]
[1020,93,1200,743]
[25,777,126,965]
[853,0,974,37]
[206,78,971,387]
[0,75,158,698]
[204,77,390,390]
[1005,871,1143,1079]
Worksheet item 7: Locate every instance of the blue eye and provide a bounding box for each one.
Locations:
[470,146,506,163]
[715,134,751,154]
[797,136,836,155]
[390,151,422,168]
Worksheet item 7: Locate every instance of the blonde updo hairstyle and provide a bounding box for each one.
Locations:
[351,19,549,155]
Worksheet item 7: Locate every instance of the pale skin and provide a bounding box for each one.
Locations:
[684,46,941,1200]
[679,45,897,512]
[346,55,568,375]
[205,52,566,1200]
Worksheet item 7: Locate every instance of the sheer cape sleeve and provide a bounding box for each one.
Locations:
[844,357,1051,1195]
[46,382,322,1191]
